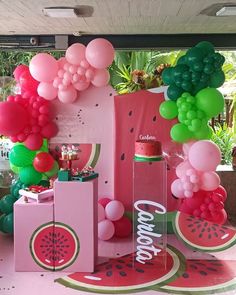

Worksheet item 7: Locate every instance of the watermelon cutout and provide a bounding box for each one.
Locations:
[159,259,236,294]
[30,221,79,271]
[55,245,185,293]
[173,211,236,252]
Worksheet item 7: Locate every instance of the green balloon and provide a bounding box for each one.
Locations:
[186,47,205,64]
[167,85,183,101]
[0,194,16,214]
[0,214,6,233]
[209,70,225,88]
[196,41,215,56]
[9,145,36,168]
[38,179,50,187]
[181,80,192,92]
[194,124,213,140]
[10,163,21,174]
[10,180,25,198]
[159,101,178,119]
[173,64,189,80]
[177,55,186,65]
[162,67,174,85]
[45,161,59,178]
[204,64,214,75]
[192,61,204,72]
[196,88,224,118]
[39,139,49,153]
[170,123,193,143]
[2,212,14,234]
[187,110,197,120]
[19,166,42,185]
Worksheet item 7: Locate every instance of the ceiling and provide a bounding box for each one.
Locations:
[1,0,236,35]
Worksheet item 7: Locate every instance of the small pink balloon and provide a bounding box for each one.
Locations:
[69,65,78,74]
[190,174,199,184]
[171,179,185,198]
[63,63,70,71]
[98,219,115,241]
[65,43,86,65]
[63,72,72,81]
[98,203,105,222]
[57,57,67,69]
[188,140,221,172]
[200,171,220,191]
[85,38,115,69]
[105,200,125,221]
[53,77,61,88]
[24,133,43,150]
[85,68,95,80]
[91,69,110,87]
[58,84,67,91]
[29,53,58,82]
[77,67,86,75]
[41,122,58,138]
[176,160,193,178]
[74,80,90,91]
[37,82,57,101]
[184,190,193,198]
[80,59,90,69]
[58,85,78,104]
[72,74,79,83]
[57,69,65,78]
[62,78,71,86]
[183,181,193,190]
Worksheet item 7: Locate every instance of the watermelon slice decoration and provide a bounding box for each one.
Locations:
[77,144,101,170]
[55,245,185,293]
[159,259,236,294]
[30,221,79,271]
[173,211,236,252]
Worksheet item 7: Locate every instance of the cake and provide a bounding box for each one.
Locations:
[134,140,162,162]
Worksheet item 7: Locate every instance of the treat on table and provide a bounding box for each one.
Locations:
[19,185,54,203]
[134,139,163,162]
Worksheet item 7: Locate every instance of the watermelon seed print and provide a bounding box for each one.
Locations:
[121,153,125,160]
[128,111,132,116]
[130,128,134,133]
[153,116,157,122]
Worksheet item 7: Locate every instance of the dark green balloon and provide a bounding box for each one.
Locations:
[196,41,215,56]
[167,85,183,101]
[2,212,14,234]
[204,64,214,75]
[0,194,16,214]
[209,70,225,88]
[191,61,204,72]
[170,123,193,143]
[177,55,186,65]
[182,71,191,81]
[0,214,6,233]
[173,64,189,80]
[10,180,25,198]
[19,166,42,185]
[162,67,174,85]
[181,80,193,92]
[9,145,36,168]
[186,47,205,64]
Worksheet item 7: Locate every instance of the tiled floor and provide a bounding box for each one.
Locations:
[1,233,236,295]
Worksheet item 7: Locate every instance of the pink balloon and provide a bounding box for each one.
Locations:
[200,171,220,191]
[57,69,65,78]
[74,80,90,91]
[58,85,78,104]
[188,140,221,172]
[182,141,195,157]
[65,43,86,65]
[98,220,115,241]
[0,101,28,136]
[91,69,110,87]
[53,77,62,88]
[98,203,105,222]
[98,197,112,208]
[24,133,43,150]
[41,122,58,138]
[105,200,124,221]
[13,64,29,81]
[29,53,58,82]
[69,65,78,74]
[57,57,67,69]
[85,38,115,69]
[37,82,57,101]
[77,67,86,75]
[171,179,185,198]
[85,68,95,80]
[80,59,90,69]
[176,160,193,178]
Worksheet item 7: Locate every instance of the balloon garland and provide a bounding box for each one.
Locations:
[160,41,227,224]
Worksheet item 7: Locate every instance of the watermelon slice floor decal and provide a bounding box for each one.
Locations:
[55,245,185,293]
[173,211,236,252]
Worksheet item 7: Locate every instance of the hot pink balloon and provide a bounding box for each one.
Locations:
[105,200,125,221]
[91,69,110,87]
[41,122,58,138]
[29,53,58,82]
[176,160,193,178]
[98,203,105,222]
[24,133,43,150]
[200,171,220,191]
[188,140,221,172]
[13,64,29,81]
[0,101,28,136]
[37,82,57,101]
[74,80,90,91]
[98,219,115,241]
[171,179,185,198]
[85,38,115,69]
[58,85,78,104]
[65,43,86,65]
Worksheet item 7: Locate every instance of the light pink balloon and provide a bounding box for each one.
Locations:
[171,179,185,198]
[105,200,124,221]
[69,65,78,74]
[57,57,67,69]
[58,85,78,104]
[188,140,221,172]
[200,171,220,191]
[183,141,195,157]
[65,43,86,65]
[53,77,62,88]
[91,69,110,87]
[98,220,115,241]
[37,82,57,101]
[57,69,65,78]
[77,67,86,75]
[80,59,90,69]
[72,74,79,83]
[29,53,58,82]
[176,160,193,178]
[74,80,90,91]
[98,203,105,222]
[85,68,95,80]
[85,38,115,69]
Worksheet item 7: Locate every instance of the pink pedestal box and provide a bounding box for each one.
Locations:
[54,178,98,272]
[14,197,54,271]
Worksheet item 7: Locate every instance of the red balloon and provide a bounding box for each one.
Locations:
[13,64,29,81]
[0,101,28,136]
[25,133,43,151]
[113,216,132,238]
[213,185,227,202]
[41,122,58,139]
[98,197,112,208]
[20,70,39,93]
[211,209,227,225]
[33,152,54,173]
